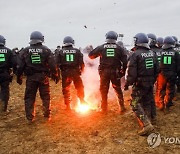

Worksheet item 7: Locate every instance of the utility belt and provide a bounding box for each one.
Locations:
[98,65,121,70]
[60,65,80,72]
[98,65,124,78]
[24,68,48,76]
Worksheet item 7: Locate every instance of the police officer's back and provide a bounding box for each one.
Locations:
[156,36,179,110]
[0,35,13,112]
[125,33,159,135]
[126,33,159,86]
[172,36,180,93]
[56,36,86,110]
[89,31,127,113]
[160,37,179,79]
[17,31,59,122]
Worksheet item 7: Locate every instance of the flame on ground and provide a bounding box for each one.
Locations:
[75,99,98,114]
[75,103,90,114]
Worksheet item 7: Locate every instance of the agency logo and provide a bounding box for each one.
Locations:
[147,133,180,148]
[147,133,161,148]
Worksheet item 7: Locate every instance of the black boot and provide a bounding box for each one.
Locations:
[43,109,50,118]
[138,123,154,136]
[177,86,180,93]
[100,101,108,113]
[64,97,71,111]
[66,103,71,111]
[138,117,154,136]
[119,100,126,114]
[0,100,4,112]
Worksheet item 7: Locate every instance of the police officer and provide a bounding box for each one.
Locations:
[172,36,180,93]
[56,36,86,110]
[147,34,162,64]
[117,41,130,57]
[156,37,164,48]
[88,31,127,114]
[12,47,20,75]
[150,36,164,111]
[147,33,162,121]
[156,36,179,111]
[16,31,59,122]
[124,33,159,135]
[54,45,61,57]
[0,35,13,113]
[82,45,95,67]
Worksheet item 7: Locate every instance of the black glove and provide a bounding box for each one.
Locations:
[17,76,22,85]
[52,74,60,84]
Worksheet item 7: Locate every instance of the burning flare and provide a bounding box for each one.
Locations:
[75,100,90,114]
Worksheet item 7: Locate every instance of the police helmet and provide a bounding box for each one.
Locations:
[63,36,74,46]
[156,37,164,47]
[0,35,6,45]
[147,33,157,46]
[162,36,175,49]
[134,33,149,48]
[105,31,118,43]
[164,36,175,45]
[172,36,178,45]
[29,31,44,45]
[117,41,124,47]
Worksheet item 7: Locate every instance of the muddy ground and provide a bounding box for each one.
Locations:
[0,78,179,154]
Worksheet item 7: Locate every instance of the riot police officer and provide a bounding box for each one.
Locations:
[16,31,59,122]
[156,37,164,48]
[54,45,61,57]
[125,33,159,135]
[172,36,180,93]
[88,31,127,114]
[156,36,179,111]
[147,33,162,120]
[117,41,130,57]
[56,36,86,110]
[12,47,20,75]
[0,35,13,113]
[147,33,162,65]
[147,35,164,112]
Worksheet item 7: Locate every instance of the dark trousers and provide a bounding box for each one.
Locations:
[0,81,10,111]
[61,70,84,105]
[0,71,11,112]
[24,74,50,120]
[131,84,154,126]
[99,68,124,110]
[176,75,180,92]
[155,73,176,109]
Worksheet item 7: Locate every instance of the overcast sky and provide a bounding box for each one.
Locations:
[0,0,180,49]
